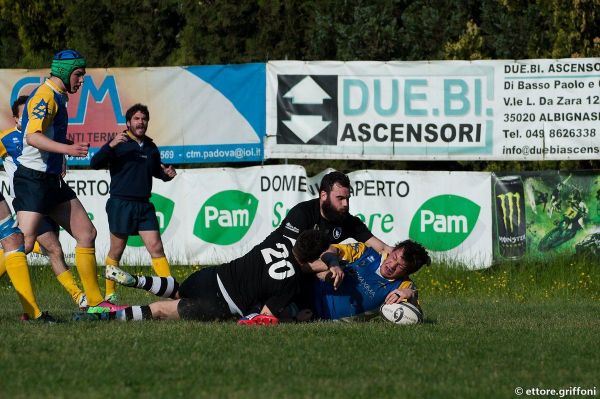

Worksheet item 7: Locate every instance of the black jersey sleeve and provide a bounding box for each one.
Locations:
[90,141,113,169]
[347,214,374,242]
[278,201,315,240]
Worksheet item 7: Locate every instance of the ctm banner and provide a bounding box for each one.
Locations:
[1,166,493,269]
[0,65,265,164]
[266,59,600,161]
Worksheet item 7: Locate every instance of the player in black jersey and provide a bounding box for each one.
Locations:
[271,171,394,289]
[274,171,392,248]
[77,230,329,323]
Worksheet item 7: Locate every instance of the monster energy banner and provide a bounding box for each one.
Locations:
[493,171,600,260]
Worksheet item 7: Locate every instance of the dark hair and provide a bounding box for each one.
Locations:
[11,95,29,117]
[125,103,150,122]
[319,171,350,194]
[394,239,431,275]
[293,230,330,264]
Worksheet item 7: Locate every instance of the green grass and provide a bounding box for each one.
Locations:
[0,258,598,399]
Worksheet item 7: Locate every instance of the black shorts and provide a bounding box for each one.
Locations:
[177,267,233,321]
[0,191,5,203]
[106,197,159,235]
[37,216,60,235]
[8,197,59,236]
[13,165,76,213]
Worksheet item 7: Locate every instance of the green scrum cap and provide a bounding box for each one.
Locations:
[50,49,86,91]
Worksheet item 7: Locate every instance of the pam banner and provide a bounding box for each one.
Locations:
[2,166,492,268]
[0,64,265,164]
[347,170,492,268]
[265,59,600,161]
[492,171,600,261]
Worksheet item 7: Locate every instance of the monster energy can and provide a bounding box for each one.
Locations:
[494,175,527,259]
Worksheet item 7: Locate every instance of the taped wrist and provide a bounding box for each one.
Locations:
[320,252,340,269]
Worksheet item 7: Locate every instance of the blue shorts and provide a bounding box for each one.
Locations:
[106,197,159,236]
[13,165,76,214]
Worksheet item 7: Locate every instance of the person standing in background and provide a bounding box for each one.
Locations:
[90,103,176,302]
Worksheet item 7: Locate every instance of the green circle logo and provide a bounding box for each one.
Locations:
[409,195,480,251]
[193,190,259,245]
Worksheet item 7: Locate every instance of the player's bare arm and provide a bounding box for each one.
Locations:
[26,132,89,157]
[319,247,345,289]
[384,288,417,304]
[365,236,394,254]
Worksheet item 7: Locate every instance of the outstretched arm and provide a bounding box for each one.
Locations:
[365,236,394,254]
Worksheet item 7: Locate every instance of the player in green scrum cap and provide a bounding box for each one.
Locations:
[15,50,122,315]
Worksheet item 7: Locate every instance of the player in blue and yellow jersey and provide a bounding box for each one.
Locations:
[15,49,118,312]
[0,96,56,321]
[90,103,177,302]
[0,95,88,314]
[296,239,431,322]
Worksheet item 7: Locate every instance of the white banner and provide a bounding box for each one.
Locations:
[266,59,600,160]
[2,166,492,269]
[347,170,492,268]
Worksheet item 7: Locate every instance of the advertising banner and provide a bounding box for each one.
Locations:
[493,171,600,261]
[265,59,600,161]
[1,167,492,268]
[347,170,492,268]
[0,64,265,164]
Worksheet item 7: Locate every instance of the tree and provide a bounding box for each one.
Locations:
[63,1,116,68]
[399,0,481,60]
[5,0,66,68]
[108,0,183,67]
[306,0,405,60]
[176,0,259,64]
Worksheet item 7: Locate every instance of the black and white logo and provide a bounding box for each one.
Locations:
[277,75,338,145]
[332,227,342,240]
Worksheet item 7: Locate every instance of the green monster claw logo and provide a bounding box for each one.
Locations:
[193,190,259,245]
[497,192,521,233]
[409,195,480,251]
[127,193,175,247]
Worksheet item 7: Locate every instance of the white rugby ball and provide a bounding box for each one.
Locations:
[380,302,423,325]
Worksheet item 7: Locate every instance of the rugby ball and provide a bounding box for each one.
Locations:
[380,302,423,325]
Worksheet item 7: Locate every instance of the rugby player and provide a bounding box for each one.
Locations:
[0,99,54,321]
[76,230,330,324]
[15,49,116,312]
[269,171,394,288]
[292,239,431,322]
[90,103,176,302]
[0,95,87,316]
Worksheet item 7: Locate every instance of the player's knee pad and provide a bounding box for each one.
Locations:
[0,215,21,241]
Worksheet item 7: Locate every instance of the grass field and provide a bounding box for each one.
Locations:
[0,256,598,399]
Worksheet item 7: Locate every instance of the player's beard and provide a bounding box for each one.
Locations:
[322,196,347,223]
